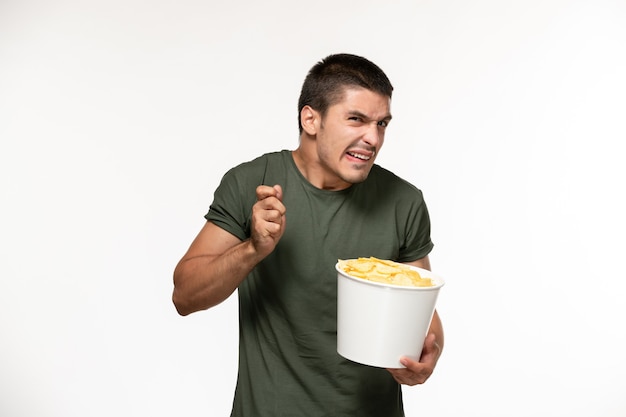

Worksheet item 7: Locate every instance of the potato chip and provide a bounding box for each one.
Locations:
[338,257,434,287]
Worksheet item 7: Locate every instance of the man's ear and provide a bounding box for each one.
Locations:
[300,105,320,136]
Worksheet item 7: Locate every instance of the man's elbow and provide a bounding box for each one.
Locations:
[172,265,194,316]
[172,291,193,316]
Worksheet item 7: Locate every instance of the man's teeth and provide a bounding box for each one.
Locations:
[348,152,370,160]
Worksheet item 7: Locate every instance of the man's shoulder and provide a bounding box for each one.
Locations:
[230,150,290,172]
[369,164,423,196]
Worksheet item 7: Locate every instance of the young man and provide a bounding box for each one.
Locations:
[173,53,444,416]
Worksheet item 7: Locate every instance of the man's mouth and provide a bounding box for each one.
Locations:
[346,150,374,161]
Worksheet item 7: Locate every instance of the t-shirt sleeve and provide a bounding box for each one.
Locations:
[396,191,434,263]
[204,167,253,242]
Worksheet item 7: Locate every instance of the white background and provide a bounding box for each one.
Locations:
[1,0,625,416]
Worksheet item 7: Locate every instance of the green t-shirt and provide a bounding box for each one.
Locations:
[206,150,434,417]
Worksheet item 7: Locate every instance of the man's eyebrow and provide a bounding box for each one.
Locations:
[347,110,393,122]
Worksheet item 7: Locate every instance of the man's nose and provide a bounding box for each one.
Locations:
[363,122,382,147]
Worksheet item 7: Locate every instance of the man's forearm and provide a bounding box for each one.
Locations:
[172,239,262,315]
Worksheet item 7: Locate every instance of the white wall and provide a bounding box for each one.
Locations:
[1,1,625,416]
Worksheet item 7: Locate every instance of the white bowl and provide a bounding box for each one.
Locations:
[336,262,444,368]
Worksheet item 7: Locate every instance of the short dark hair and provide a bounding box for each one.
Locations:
[297,53,394,133]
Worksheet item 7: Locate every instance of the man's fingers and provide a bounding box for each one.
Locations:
[252,184,286,246]
[273,184,283,200]
[258,208,285,227]
[255,185,286,222]
[256,184,283,202]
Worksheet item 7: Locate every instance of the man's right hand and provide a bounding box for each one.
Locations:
[251,184,286,257]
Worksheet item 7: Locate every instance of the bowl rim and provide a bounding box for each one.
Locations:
[335,261,445,291]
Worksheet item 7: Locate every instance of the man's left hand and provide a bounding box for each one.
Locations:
[386,333,442,386]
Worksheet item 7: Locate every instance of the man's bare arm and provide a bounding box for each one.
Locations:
[172,185,286,316]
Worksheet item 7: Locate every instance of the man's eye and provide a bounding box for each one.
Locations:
[349,116,362,122]
[378,120,388,127]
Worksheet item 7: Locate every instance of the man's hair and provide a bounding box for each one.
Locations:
[297,53,394,133]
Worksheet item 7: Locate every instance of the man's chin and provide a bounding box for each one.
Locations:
[344,170,371,185]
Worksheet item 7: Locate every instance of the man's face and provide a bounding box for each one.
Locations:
[315,87,392,189]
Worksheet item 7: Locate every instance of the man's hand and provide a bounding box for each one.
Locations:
[251,184,286,257]
[387,332,442,386]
